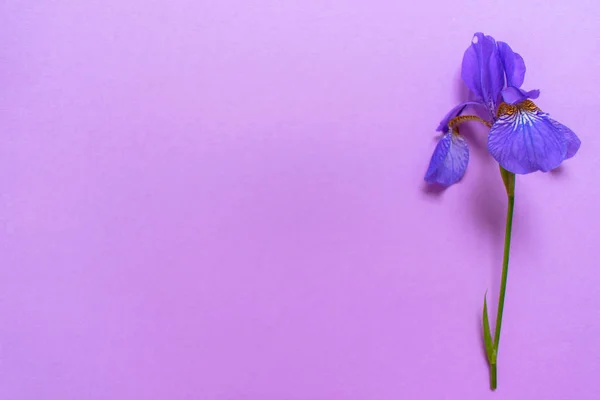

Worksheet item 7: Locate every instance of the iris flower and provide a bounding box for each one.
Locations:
[425,32,580,186]
[423,33,581,391]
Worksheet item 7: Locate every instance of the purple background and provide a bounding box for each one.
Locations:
[1,1,599,399]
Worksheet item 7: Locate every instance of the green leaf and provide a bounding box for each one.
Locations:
[499,166,515,196]
[483,292,494,364]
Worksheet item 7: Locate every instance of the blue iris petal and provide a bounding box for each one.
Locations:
[501,87,540,105]
[497,41,526,88]
[488,105,568,174]
[461,33,505,115]
[550,119,581,159]
[425,132,470,186]
[497,40,540,105]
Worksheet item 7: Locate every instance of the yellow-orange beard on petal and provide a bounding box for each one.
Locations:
[497,99,541,118]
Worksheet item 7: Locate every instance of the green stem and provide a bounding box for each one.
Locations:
[489,174,515,391]
[495,193,514,347]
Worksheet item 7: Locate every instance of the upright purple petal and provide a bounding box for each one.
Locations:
[550,119,581,159]
[425,132,470,186]
[497,41,526,88]
[488,102,567,174]
[497,41,540,105]
[436,101,485,132]
[461,33,504,112]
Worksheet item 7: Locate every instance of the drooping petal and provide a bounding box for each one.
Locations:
[461,33,504,112]
[425,132,470,186]
[488,102,567,174]
[436,101,485,132]
[497,41,526,88]
[550,119,581,159]
[501,87,541,104]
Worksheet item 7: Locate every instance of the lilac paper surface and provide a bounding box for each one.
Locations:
[1,1,599,399]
